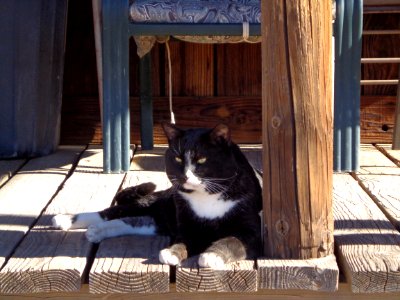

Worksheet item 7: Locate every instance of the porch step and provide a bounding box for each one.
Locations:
[0,146,399,294]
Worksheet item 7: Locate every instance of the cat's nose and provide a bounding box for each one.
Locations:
[185,170,201,185]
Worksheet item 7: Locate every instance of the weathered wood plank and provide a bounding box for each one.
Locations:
[89,235,170,293]
[357,144,400,174]
[333,174,400,293]
[89,148,171,293]
[355,174,400,231]
[355,145,400,231]
[376,144,400,166]
[176,257,257,292]
[0,147,124,293]
[257,255,338,292]
[0,159,26,187]
[0,146,83,270]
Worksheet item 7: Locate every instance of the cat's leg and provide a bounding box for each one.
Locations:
[52,212,104,230]
[159,243,188,266]
[86,216,157,243]
[52,186,167,230]
[198,237,247,269]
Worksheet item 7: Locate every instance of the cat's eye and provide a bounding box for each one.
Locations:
[175,156,182,163]
[197,157,207,164]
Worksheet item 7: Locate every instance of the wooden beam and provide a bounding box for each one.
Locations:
[176,257,257,292]
[257,255,338,292]
[261,1,333,258]
[89,236,170,293]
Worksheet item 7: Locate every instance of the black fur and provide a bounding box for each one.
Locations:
[95,123,262,264]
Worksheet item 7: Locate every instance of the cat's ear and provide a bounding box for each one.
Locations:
[161,122,183,141]
[210,124,231,144]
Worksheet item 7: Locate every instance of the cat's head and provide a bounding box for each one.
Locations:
[162,123,238,194]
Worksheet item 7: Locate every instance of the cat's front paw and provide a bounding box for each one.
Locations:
[159,249,181,266]
[198,252,225,269]
[52,214,74,230]
[85,224,105,243]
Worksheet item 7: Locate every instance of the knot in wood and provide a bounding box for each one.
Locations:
[271,116,282,129]
[275,220,289,237]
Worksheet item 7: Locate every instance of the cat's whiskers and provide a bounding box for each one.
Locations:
[200,172,238,182]
[201,180,228,195]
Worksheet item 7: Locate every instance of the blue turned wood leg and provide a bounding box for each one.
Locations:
[139,53,154,150]
[101,0,130,173]
[334,0,363,172]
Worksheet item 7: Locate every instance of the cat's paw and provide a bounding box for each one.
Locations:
[52,214,74,230]
[198,252,225,269]
[85,224,105,243]
[159,249,181,266]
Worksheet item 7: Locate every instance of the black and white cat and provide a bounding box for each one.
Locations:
[53,123,262,269]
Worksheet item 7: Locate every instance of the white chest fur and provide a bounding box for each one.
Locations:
[179,190,238,219]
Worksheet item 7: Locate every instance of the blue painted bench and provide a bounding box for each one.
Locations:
[98,0,362,173]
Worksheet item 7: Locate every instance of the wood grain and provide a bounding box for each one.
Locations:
[357,144,400,174]
[0,147,83,270]
[216,43,261,96]
[0,159,26,187]
[166,41,214,97]
[353,145,400,230]
[176,257,257,292]
[261,0,333,259]
[257,255,338,292]
[333,174,400,293]
[89,235,170,293]
[355,174,400,231]
[130,96,263,145]
[0,147,124,293]
[376,144,400,165]
[361,96,397,143]
[89,148,171,293]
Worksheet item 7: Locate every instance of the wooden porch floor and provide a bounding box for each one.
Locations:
[0,144,399,299]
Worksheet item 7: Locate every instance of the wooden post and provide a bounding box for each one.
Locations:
[261,0,334,259]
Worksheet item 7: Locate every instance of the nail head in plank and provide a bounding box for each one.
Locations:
[176,257,257,292]
[333,174,400,293]
[257,255,339,292]
[89,235,170,293]
[0,147,124,293]
[0,146,83,269]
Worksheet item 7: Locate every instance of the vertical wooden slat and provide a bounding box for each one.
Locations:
[216,43,261,96]
[166,42,214,97]
[261,0,334,259]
